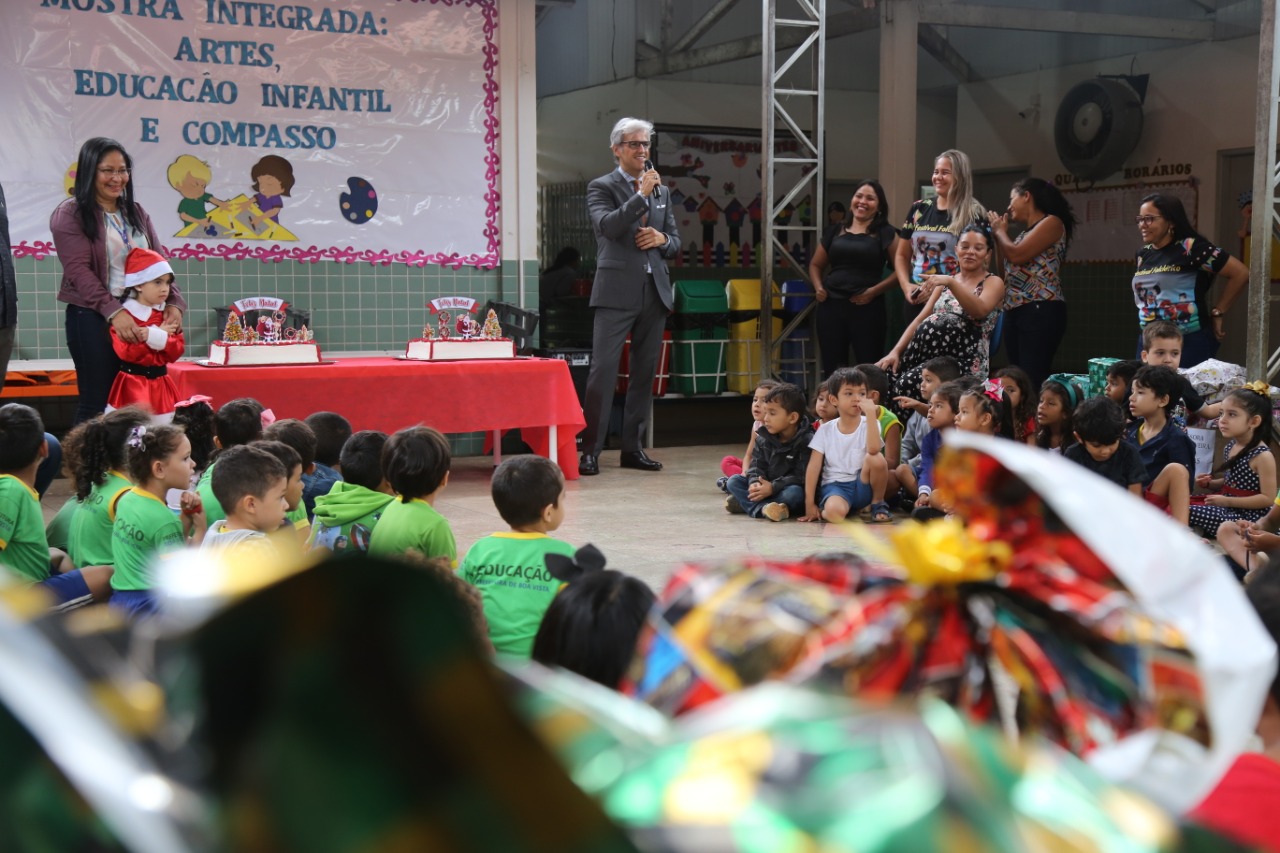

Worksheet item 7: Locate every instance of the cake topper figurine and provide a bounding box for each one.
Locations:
[481,308,503,340]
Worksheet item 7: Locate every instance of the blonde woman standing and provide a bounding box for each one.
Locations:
[894,150,988,324]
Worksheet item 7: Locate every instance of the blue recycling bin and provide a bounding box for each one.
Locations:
[778,280,815,389]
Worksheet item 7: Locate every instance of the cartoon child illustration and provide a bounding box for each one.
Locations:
[167,154,229,231]
[249,155,295,230]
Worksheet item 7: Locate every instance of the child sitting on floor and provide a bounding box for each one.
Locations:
[458,455,575,657]
[1036,374,1085,454]
[309,430,395,554]
[856,364,904,505]
[956,380,1014,440]
[719,379,778,492]
[800,367,889,524]
[1104,359,1142,427]
[111,423,205,617]
[302,411,350,514]
[1189,383,1276,537]
[263,418,317,536]
[1063,397,1147,496]
[994,365,1036,445]
[106,248,186,422]
[725,383,813,522]
[62,406,151,571]
[0,403,113,609]
[252,440,307,545]
[196,397,266,526]
[1125,365,1193,525]
[201,444,289,560]
[909,379,965,520]
[368,426,456,565]
[898,355,961,481]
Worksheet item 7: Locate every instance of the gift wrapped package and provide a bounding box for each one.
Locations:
[1088,357,1121,398]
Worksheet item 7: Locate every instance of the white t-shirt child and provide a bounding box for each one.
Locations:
[809,417,880,484]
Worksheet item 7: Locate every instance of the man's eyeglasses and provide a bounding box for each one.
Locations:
[620,141,651,151]
[1134,215,1162,225]
[97,168,131,178]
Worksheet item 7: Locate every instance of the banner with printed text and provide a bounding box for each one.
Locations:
[1,0,499,268]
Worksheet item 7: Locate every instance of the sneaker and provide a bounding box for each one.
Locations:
[725,495,746,514]
[762,502,789,522]
[716,476,730,493]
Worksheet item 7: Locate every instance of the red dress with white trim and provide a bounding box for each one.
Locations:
[107,299,185,421]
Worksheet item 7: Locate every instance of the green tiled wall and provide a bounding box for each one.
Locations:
[12,256,540,455]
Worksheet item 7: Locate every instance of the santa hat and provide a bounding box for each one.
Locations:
[116,247,173,297]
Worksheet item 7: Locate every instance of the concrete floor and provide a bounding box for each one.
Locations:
[43,444,876,591]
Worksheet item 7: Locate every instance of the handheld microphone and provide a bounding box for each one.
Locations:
[644,158,653,172]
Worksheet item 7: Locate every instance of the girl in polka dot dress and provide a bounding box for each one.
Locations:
[1189,384,1276,536]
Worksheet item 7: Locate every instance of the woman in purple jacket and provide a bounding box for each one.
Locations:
[50,138,186,424]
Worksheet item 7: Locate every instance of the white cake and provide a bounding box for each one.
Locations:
[403,338,515,361]
[208,341,323,366]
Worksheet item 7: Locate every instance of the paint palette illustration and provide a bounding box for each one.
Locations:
[340,177,378,224]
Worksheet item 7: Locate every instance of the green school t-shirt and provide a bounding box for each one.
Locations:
[307,482,396,554]
[67,470,132,569]
[111,487,186,592]
[196,462,225,527]
[0,475,51,583]
[367,497,456,566]
[458,532,575,658]
[45,495,78,552]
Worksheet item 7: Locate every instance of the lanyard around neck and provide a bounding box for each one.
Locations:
[105,210,131,248]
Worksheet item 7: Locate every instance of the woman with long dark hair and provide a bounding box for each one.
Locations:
[988,177,1076,388]
[807,180,899,372]
[1131,193,1248,368]
[879,224,1005,403]
[50,138,185,424]
[894,150,988,324]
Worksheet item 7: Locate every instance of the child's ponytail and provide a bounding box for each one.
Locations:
[963,380,1014,440]
[124,423,185,485]
[63,407,151,500]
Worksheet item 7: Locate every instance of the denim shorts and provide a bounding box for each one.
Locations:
[818,479,873,512]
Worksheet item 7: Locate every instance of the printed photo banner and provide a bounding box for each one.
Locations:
[654,127,810,269]
[2,0,499,268]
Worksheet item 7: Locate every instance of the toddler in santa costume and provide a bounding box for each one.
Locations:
[106,247,185,422]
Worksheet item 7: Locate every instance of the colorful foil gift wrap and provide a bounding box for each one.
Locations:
[511,666,1249,853]
[623,434,1276,813]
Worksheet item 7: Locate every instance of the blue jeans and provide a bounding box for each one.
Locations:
[35,433,61,498]
[65,304,121,425]
[726,475,805,518]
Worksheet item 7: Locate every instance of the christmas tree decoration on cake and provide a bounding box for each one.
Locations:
[404,298,514,361]
[209,297,322,366]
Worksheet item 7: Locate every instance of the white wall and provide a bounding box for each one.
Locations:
[955,35,1260,241]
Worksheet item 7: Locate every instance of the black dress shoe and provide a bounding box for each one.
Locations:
[620,450,663,471]
[579,453,599,476]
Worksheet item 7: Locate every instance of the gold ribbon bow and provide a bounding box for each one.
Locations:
[846,518,1012,586]
[1241,380,1270,397]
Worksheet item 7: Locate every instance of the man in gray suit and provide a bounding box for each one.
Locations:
[578,118,681,475]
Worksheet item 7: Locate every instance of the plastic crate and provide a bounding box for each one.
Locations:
[482,301,539,352]
[670,339,728,395]
[616,332,672,397]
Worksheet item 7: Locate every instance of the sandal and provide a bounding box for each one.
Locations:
[868,501,893,524]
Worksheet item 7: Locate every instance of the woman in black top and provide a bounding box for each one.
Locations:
[807,180,899,374]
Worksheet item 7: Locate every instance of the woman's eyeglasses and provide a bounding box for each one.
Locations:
[620,141,650,151]
[1134,215,1162,225]
[97,168,131,177]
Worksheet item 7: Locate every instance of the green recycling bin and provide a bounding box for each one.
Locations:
[671,280,728,395]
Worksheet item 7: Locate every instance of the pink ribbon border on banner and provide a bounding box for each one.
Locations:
[14,0,501,271]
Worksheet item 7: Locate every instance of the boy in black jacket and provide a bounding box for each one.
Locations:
[725,383,814,521]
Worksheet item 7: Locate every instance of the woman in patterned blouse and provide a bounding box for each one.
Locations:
[987,177,1076,389]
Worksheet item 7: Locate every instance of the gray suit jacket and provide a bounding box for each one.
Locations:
[586,170,681,311]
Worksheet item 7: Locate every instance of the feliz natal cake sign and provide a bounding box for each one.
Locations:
[210,296,322,365]
[405,297,513,360]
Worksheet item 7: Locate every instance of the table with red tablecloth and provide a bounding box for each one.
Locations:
[168,357,585,478]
